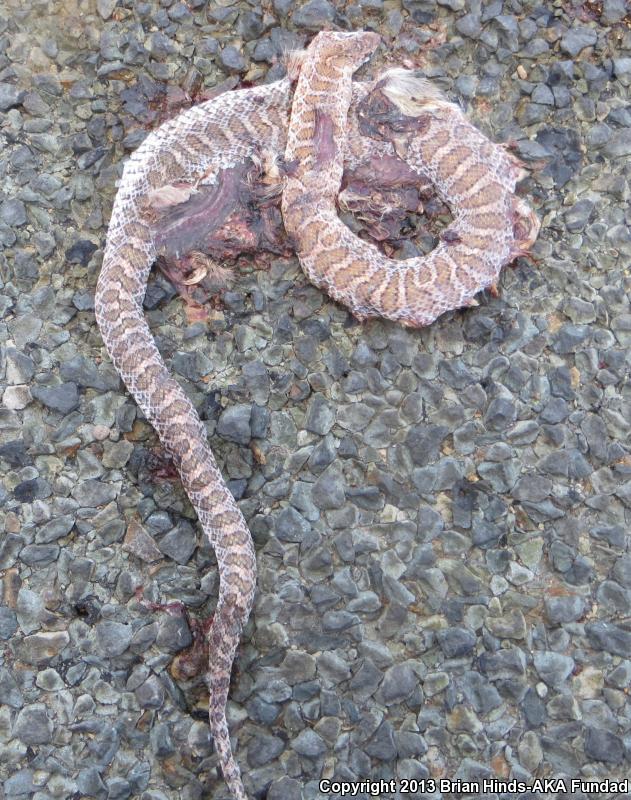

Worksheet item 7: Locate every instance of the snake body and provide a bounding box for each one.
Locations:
[283,33,540,327]
[95,31,539,800]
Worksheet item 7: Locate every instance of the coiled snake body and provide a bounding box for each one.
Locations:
[95,31,539,800]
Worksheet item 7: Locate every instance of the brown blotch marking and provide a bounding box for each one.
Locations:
[324,246,353,274]
[319,228,345,250]
[429,127,450,150]
[335,257,373,286]
[291,144,313,163]
[373,271,402,314]
[133,363,163,393]
[466,183,504,208]
[449,162,489,194]
[460,253,489,289]
[462,234,494,250]
[403,266,428,298]
[431,255,453,285]
[466,215,505,234]
[302,72,335,94]
[295,219,321,251]
[296,108,316,127]
[117,271,140,296]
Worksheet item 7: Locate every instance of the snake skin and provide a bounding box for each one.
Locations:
[283,33,540,327]
[95,31,539,800]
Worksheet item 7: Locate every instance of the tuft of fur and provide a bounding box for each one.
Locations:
[283,48,308,82]
[379,69,454,116]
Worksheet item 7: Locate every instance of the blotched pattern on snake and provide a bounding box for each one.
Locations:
[95,30,539,800]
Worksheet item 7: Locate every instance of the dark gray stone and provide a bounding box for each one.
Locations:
[0,606,18,640]
[350,659,383,698]
[96,621,132,657]
[291,728,326,757]
[4,768,36,796]
[220,45,247,72]
[544,595,585,623]
[365,720,397,760]
[276,506,311,543]
[0,667,23,707]
[436,627,476,657]
[158,522,197,564]
[247,733,285,767]
[311,465,345,509]
[31,382,80,414]
[484,398,516,430]
[292,0,336,29]
[585,622,631,657]
[381,663,417,704]
[456,13,482,37]
[72,479,118,507]
[135,675,166,709]
[462,671,502,713]
[14,704,53,744]
[155,612,193,653]
[564,199,594,232]
[560,26,597,57]
[0,198,28,226]
[584,727,624,764]
[217,404,251,445]
[0,82,23,111]
[304,393,335,435]
[36,515,74,543]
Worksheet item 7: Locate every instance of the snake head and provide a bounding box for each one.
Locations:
[309,30,381,74]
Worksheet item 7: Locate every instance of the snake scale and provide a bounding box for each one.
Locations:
[95,31,539,800]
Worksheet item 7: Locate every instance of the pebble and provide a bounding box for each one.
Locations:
[220,45,247,73]
[13,704,54,744]
[95,621,132,657]
[217,404,252,445]
[560,26,598,57]
[292,0,336,29]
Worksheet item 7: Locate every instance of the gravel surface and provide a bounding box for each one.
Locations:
[1,1,631,799]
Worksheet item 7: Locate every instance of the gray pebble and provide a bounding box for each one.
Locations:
[267,777,303,800]
[380,662,418,704]
[565,199,594,231]
[560,26,597,57]
[350,658,383,699]
[0,667,23,708]
[247,733,285,767]
[0,198,28,226]
[436,627,476,657]
[311,465,345,509]
[217,404,252,445]
[544,595,585,623]
[364,720,397,760]
[0,82,24,111]
[158,522,197,564]
[14,704,53,744]
[456,13,482,38]
[533,651,574,688]
[95,621,132,657]
[304,393,335,435]
[135,674,166,709]
[276,506,312,543]
[292,0,336,29]
[291,728,326,757]
[584,726,624,763]
[31,382,80,414]
[72,479,118,507]
[4,769,37,796]
[220,45,247,73]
